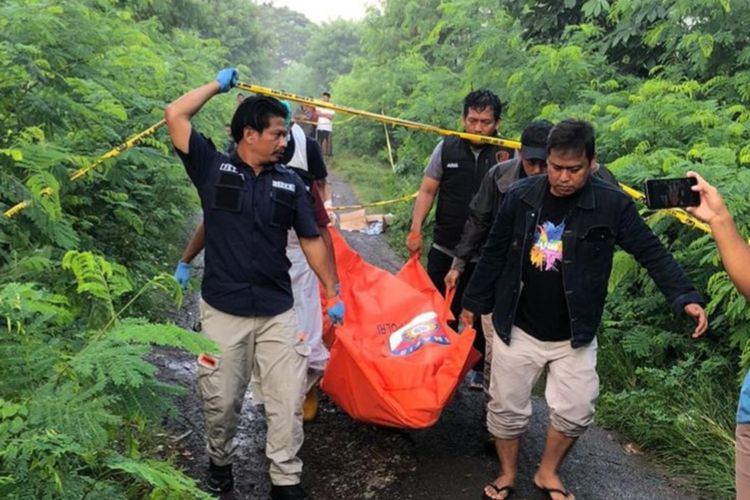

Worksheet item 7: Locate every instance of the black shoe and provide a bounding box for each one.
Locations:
[270,484,310,499]
[206,460,234,494]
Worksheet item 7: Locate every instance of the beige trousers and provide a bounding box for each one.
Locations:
[737,424,750,499]
[481,314,496,404]
[198,300,309,485]
[487,325,599,439]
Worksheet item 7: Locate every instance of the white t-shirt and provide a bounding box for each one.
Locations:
[316,107,335,132]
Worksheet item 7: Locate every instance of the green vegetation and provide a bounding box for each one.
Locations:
[330,1,750,497]
[0,0,279,496]
[2,0,748,496]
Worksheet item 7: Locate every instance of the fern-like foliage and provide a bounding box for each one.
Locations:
[0,257,210,497]
[62,250,133,326]
[73,339,156,388]
[109,317,217,355]
[105,456,215,500]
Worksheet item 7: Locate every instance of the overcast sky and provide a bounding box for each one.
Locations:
[266,0,376,23]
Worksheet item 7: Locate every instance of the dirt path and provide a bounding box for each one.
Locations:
[156,171,702,499]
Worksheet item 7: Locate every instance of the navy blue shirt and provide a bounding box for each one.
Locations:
[177,129,320,317]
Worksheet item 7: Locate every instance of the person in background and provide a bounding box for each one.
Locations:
[165,67,343,499]
[295,104,317,137]
[316,92,335,156]
[445,120,553,401]
[406,89,514,391]
[685,171,750,500]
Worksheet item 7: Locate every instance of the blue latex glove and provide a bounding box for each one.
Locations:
[174,262,191,290]
[215,68,238,93]
[326,294,345,326]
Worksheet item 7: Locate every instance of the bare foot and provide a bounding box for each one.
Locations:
[533,470,575,500]
[482,473,515,500]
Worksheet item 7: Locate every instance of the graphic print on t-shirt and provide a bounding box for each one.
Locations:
[530,220,565,272]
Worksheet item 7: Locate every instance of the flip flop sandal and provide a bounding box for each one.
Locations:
[534,484,573,499]
[481,482,514,499]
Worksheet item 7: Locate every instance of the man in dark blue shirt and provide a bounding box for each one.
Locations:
[165,68,343,500]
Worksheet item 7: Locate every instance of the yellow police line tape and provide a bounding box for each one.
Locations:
[237,82,523,150]
[4,120,166,218]
[331,191,418,212]
[4,83,712,236]
[240,82,711,234]
[296,115,358,126]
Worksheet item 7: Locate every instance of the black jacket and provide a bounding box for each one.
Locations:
[451,159,620,271]
[462,174,704,348]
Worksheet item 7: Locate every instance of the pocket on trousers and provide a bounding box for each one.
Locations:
[294,341,311,358]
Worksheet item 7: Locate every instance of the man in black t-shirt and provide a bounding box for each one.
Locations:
[461,120,708,500]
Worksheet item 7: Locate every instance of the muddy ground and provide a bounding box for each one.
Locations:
[154,172,703,499]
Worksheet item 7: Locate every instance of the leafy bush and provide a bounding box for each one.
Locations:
[0,251,217,498]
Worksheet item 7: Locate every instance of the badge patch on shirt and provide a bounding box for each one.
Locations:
[272,180,296,192]
[388,312,450,356]
[446,162,459,169]
[219,163,244,180]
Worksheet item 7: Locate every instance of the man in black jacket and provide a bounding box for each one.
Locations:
[406,89,514,389]
[445,120,619,402]
[461,120,708,500]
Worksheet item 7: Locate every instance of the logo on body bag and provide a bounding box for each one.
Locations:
[388,311,450,356]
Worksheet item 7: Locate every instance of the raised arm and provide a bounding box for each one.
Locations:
[164,68,237,153]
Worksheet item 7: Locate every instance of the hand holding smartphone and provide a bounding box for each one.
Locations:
[644,177,701,209]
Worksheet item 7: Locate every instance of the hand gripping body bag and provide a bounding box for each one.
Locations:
[320,229,478,429]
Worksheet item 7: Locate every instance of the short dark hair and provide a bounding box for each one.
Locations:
[230,95,288,142]
[322,91,331,98]
[521,120,554,147]
[546,119,595,161]
[463,89,502,121]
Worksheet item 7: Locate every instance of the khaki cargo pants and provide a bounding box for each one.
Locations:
[487,325,599,439]
[198,299,309,486]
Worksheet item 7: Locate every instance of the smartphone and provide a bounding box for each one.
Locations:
[644,177,700,209]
